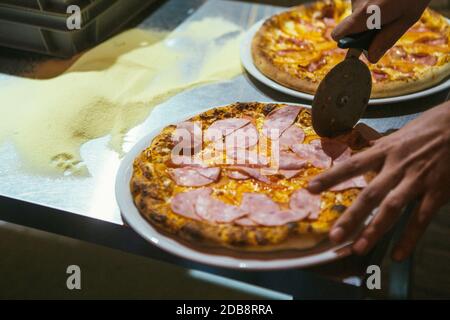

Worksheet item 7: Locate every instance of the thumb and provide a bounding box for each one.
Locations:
[332,7,369,40]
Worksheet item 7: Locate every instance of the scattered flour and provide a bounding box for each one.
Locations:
[0,18,243,176]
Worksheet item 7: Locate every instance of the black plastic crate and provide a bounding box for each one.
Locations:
[0,0,93,13]
[0,0,157,57]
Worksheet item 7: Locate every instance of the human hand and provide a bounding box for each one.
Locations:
[308,101,450,261]
[332,0,431,62]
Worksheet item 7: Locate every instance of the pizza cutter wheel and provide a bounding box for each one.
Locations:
[312,29,378,138]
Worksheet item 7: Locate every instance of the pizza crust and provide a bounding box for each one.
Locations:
[371,63,450,98]
[142,205,329,252]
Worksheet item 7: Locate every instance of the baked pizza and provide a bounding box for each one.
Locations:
[130,102,377,251]
[252,0,450,98]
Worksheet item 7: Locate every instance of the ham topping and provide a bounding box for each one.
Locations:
[205,118,250,142]
[168,166,220,187]
[278,169,302,179]
[228,167,271,184]
[218,123,259,151]
[170,188,212,220]
[226,170,250,180]
[319,138,352,166]
[291,140,332,169]
[172,121,202,150]
[241,193,309,226]
[277,151,308,170]
[262,105,301,138]
[289,188,322,220]
[332,147,352,165]
[279,125,305,149]
[195,195,247,223]
[372,70,389,81]
[234,217,257,227]
[170,188,323,225]
[226,149,269,167]
[250,210,310,226]
[417,36,447,46]
[307,57,327,72]
[240,193,280,214]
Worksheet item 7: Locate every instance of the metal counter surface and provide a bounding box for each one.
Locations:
[0,0,447,298]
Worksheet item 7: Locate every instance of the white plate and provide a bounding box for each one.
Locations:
[116,103,359,270]
[241,20,450,105]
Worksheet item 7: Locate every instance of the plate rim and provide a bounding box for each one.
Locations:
[240,20,450,106]
[115,102,357,271]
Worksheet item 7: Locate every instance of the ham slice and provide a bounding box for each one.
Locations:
[279,169,302,179]
[226,149,269,167]
[318,138,352,166]
[289,188,322,220]
[241,193,297,226]
[277,49,300,56]
[330,176,368,191]
[277,151,308,170]
[291,141,332,169]
[279,125,305,150]
[417,36,447,46]
[172,121,202,150]
[251,210,310,226]
[195,195,247,223]
[240,193,310,226]
[227,170,249,180]
[240,193,280,214]
[372,70,389,82]
[168,167,220,187]
[205,118,250,142]
[262,105,301,138]
[170,188,212,220]
[307,57,327,72]
[333,147,352,165]
[169,154,204,167]
[221,123,259,150]
[277,36,311,49]
[229,166,271,184]
[234,217,257,227]
[320,138,348,159]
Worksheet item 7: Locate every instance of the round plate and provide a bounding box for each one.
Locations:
[115,103,359,270]
[241,20,450,106]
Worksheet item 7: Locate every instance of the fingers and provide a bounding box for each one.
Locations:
[332,1,404,41]
[308,147,384,194]
[352,177,420,255]
[329,167,402,244]
[367,18,415,63]
[392,192,444,261]
[332,6,368,40]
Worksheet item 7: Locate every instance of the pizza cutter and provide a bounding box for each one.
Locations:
[312,30,378,137]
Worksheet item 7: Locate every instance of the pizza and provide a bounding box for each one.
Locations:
[130,102,377,251]
[252,0,450,98]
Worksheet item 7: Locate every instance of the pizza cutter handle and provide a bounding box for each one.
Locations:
[338,29,379,52]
